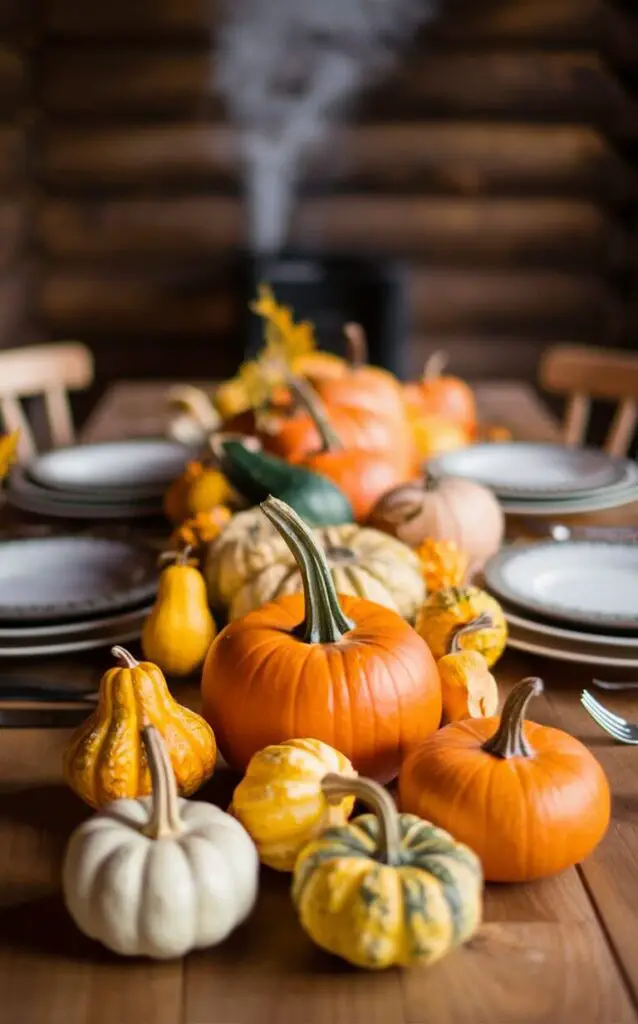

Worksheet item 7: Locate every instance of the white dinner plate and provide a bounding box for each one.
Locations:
[29,439,189,494]
[0,626,144,659]
[484,541,638,631]
[500,480,638,516]
[0,601,153,640]
[429,443,632,499]
[503,606,638,649]
[0,536,158,623]
[507,625,638,669]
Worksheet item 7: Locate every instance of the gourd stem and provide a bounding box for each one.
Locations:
[423,350,449,381]
[111,645,139,670]
[449,613,494,654]
[260,496,355,644]
[287,376,343,453]
[158,545,199,569]
[482,677,543,759]
[141,725,184,839]
[321,773,401,866]
[343,323,367,368]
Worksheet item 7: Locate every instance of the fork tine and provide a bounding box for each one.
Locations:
[581,693,638,742]
[582,702,629,740]
[581,690,628,727]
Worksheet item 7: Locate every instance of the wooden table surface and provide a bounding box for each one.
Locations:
[1,380,637,1024]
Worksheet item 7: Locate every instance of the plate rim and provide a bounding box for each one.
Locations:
[0,626,143,658]
[503,605,638,649]
[500,481,638,516]
[0,536,158,623]
[0,601,153,640]
[429,442,632,499]
[484,540,638,631]
[507,629,638,668]
[29,438,190,494]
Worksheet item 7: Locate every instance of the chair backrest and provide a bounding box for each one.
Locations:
[539,344,638,457]
[0,342,94,460]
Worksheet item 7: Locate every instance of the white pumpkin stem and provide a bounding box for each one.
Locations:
[141,725,185,839]
[448,613,493,655]
[423,350,449,381]
[482,677,543,759]
[343,323,367,368]
[111,645,139,669]
[321,773,401,866]
[287,376,344,454]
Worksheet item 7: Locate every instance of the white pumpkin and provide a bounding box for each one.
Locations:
[62,726,259,959]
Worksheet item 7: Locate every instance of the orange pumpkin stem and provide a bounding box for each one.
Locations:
[287,376,343,454]
[423,350,449,381]
[141,725,185,839]
[343,323,368,368]
[260,496,355,644]
[321,773,401,866]
[111,645,140,670]
[449,613,493,655]
[482,677,543,759]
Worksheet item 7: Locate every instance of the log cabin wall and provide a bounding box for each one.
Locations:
[0,0,636,401]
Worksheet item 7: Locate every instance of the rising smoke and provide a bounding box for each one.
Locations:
[216,0,439,254]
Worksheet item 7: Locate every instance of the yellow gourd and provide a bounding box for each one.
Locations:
[416,585,507,667]
[292,775,483,969]
[63,646,216,808]
[169,506,232,558]
[0,430,19,480]
[230,738,357,871]
[164,461,233,525]
[416,537,469,592]
[437,613,499,723]
[142,548,216,676]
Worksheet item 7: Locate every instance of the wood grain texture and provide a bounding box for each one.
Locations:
[36,196,627,271]
[39,122,634,201]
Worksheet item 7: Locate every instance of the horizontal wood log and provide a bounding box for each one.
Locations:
[40,48,636,137]
[38,265,623,344]
[0,270,30,345]
[0,126,25,188]
[39,122,635,201]
[43,0,601,45]
[36,196,627,272]
[408,268,624,342]
[409,335,553,380]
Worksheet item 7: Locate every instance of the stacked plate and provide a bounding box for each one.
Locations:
[483,541,638,668]
[429,443,638,515]
[6,439,191,519]
[0,535,158,658]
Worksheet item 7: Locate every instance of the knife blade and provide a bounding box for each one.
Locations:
[0,706,92,728]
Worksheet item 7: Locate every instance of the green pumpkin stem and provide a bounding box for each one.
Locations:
[482,677,543,759]
[449,613,494,655]
[141,725,184,839]
[260,496,355,644]
[322,773,401,866]
[287,376,343,454]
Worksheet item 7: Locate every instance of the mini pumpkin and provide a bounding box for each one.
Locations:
[292,774,483,969]
[64,645,217,808]
[416,585,507,667]
[63,725,258,958]
[206,508,425,623]
[201,497,441,783]
[399,677,611,882]
[230,738,357,871]
[437,613,499,723]
[403,350,476,434]
[416,537,469,592]
[368,475,504,576]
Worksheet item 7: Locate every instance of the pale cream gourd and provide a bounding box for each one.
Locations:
[62,726,259,959]
[205,507,425,622]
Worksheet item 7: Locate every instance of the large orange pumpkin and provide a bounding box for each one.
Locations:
[290,379,407,521]
[398,677,610,882]
[201,496,441,783]
[404,351,476,435]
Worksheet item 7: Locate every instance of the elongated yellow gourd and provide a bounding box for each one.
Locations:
[142,547,216,676]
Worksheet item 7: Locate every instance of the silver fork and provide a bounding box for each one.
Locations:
[581,690,638,745]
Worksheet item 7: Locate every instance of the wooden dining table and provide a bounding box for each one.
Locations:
[0,379,637,1024]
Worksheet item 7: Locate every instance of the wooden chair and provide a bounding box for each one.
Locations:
[0,342,94,461]
[539,344,638,457]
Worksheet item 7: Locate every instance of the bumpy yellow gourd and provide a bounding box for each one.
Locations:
[63,646,216,808]
[292,775,483,970]
[437,613,499,723]
[142,548,216,677]
[416,585,507,667]
[230,738,357,871]
[164,461,233,525]
[416,537,468,593]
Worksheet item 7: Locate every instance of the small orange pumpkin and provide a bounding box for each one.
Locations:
[404,351,476,434]
[201,496,441,783]
[399,677,611,882]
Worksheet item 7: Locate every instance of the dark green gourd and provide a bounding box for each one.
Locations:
[218,440,353,526]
